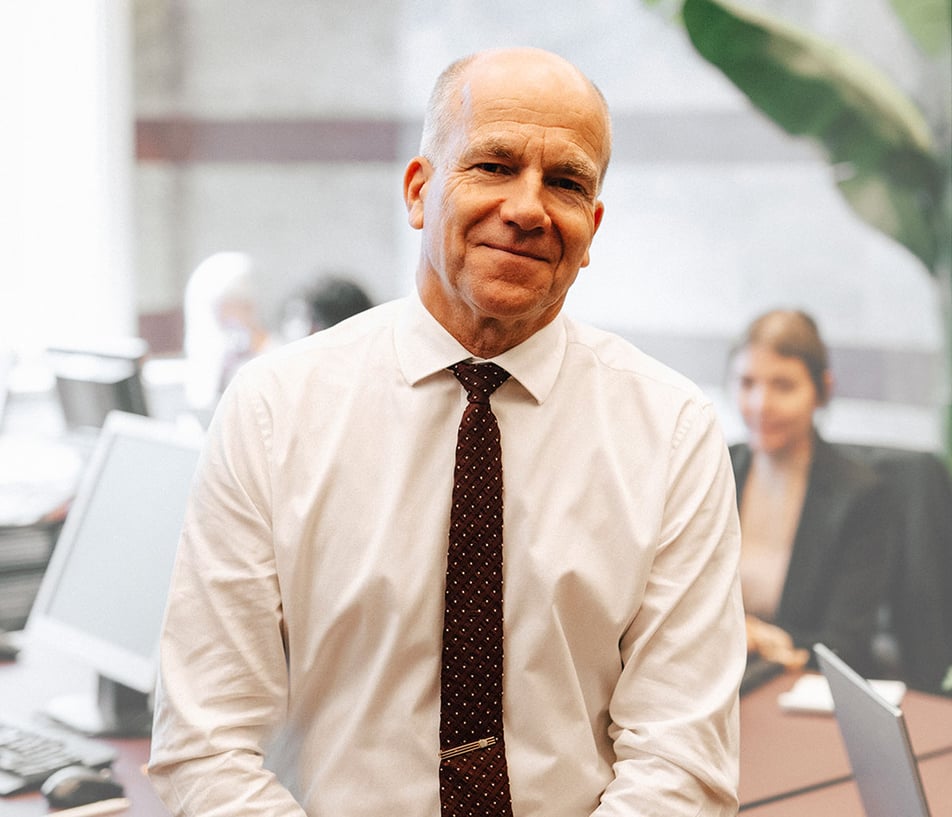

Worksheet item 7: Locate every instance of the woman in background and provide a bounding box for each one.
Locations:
[183,252,274,418]
[728,309,896,675]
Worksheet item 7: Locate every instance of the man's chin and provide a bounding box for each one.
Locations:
[467,283,556,324]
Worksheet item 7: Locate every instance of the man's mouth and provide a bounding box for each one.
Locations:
[483,243,548,262]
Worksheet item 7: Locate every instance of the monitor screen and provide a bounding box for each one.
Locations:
[27,410,202,734]
[48,341,150,429]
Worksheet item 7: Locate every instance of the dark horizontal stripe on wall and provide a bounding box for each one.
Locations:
[136,118,405,162]
[620,330,940,407]
[136,111,816,164]
[139,309,183,356]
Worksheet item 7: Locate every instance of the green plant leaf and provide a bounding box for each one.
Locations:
[889,0,952,56]
[682,0,947,274]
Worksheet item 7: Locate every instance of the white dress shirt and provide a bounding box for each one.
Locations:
[149,294,745,817]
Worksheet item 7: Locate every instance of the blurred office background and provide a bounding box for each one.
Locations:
[2,0,950,449]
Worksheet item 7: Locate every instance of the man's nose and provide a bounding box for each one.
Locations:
[499,173,551,232]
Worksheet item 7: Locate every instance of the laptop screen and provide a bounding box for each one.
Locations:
[815,642,931,817]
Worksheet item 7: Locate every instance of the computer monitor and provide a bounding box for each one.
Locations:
[48,339,150,430]
[27,410,202,737]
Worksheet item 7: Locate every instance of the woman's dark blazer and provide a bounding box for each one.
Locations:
[730,435,897,675]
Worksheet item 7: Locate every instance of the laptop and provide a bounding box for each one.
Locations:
[814,642,931,817]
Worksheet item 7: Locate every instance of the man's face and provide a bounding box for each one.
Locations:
[405,51,607,349]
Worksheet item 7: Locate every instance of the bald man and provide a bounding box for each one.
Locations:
[150,47,745,817]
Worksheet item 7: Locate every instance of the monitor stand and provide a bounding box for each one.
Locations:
[44,674,152,737]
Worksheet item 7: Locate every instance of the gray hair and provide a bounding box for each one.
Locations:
[419,54,478,166]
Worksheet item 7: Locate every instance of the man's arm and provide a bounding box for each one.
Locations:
[594,399,746,817]
[149,366,306,817]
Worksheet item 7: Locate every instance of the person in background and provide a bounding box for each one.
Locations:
[182,251,274,417]
[279,272,374,342]
[150,47,745,816]
[728,309,896,674]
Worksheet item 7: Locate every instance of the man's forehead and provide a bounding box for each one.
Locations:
[457,101,605,170]
[461,71,598,120]
[457,66,606,158]
[462,128,599,172]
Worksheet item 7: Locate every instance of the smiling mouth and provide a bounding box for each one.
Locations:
[483,243,548,262]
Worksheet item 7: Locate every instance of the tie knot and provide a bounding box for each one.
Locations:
[450,362,510,405]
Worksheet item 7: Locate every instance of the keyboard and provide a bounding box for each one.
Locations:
[0,717,116,796]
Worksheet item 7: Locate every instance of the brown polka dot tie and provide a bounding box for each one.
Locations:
[439,362,514,817]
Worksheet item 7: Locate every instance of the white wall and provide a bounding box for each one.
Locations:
[1,1,136,354]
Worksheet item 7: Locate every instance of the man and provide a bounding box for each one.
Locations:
[149,47,745,816]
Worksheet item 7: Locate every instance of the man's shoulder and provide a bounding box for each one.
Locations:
[563,317,708,401]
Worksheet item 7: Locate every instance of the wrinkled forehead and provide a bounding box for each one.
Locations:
[453,53,610,174]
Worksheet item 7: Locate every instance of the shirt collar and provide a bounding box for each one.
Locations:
[394,292,566,404]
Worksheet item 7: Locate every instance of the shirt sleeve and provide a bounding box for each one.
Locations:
[148,365,307,817]
[593,398,746,817]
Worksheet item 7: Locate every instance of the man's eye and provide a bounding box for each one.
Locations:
[552,178,585,193]
[477,163,508,174]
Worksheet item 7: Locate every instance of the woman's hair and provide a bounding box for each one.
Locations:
[730,309,831,403]
[183,251,256,354]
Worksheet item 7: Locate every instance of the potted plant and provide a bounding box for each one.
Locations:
[673,0,952,468]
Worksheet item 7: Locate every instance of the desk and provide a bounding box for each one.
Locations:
[0,642,169,816]
[741,751,952,816]
[740,671,952,811]
[4,647,952,815]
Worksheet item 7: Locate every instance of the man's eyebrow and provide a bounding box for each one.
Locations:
[548,157,599,188]
[463,138,516,162]
[464,140,599,186]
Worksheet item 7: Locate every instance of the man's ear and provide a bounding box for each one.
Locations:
[403,157,432,230]
[579,200,605,269]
